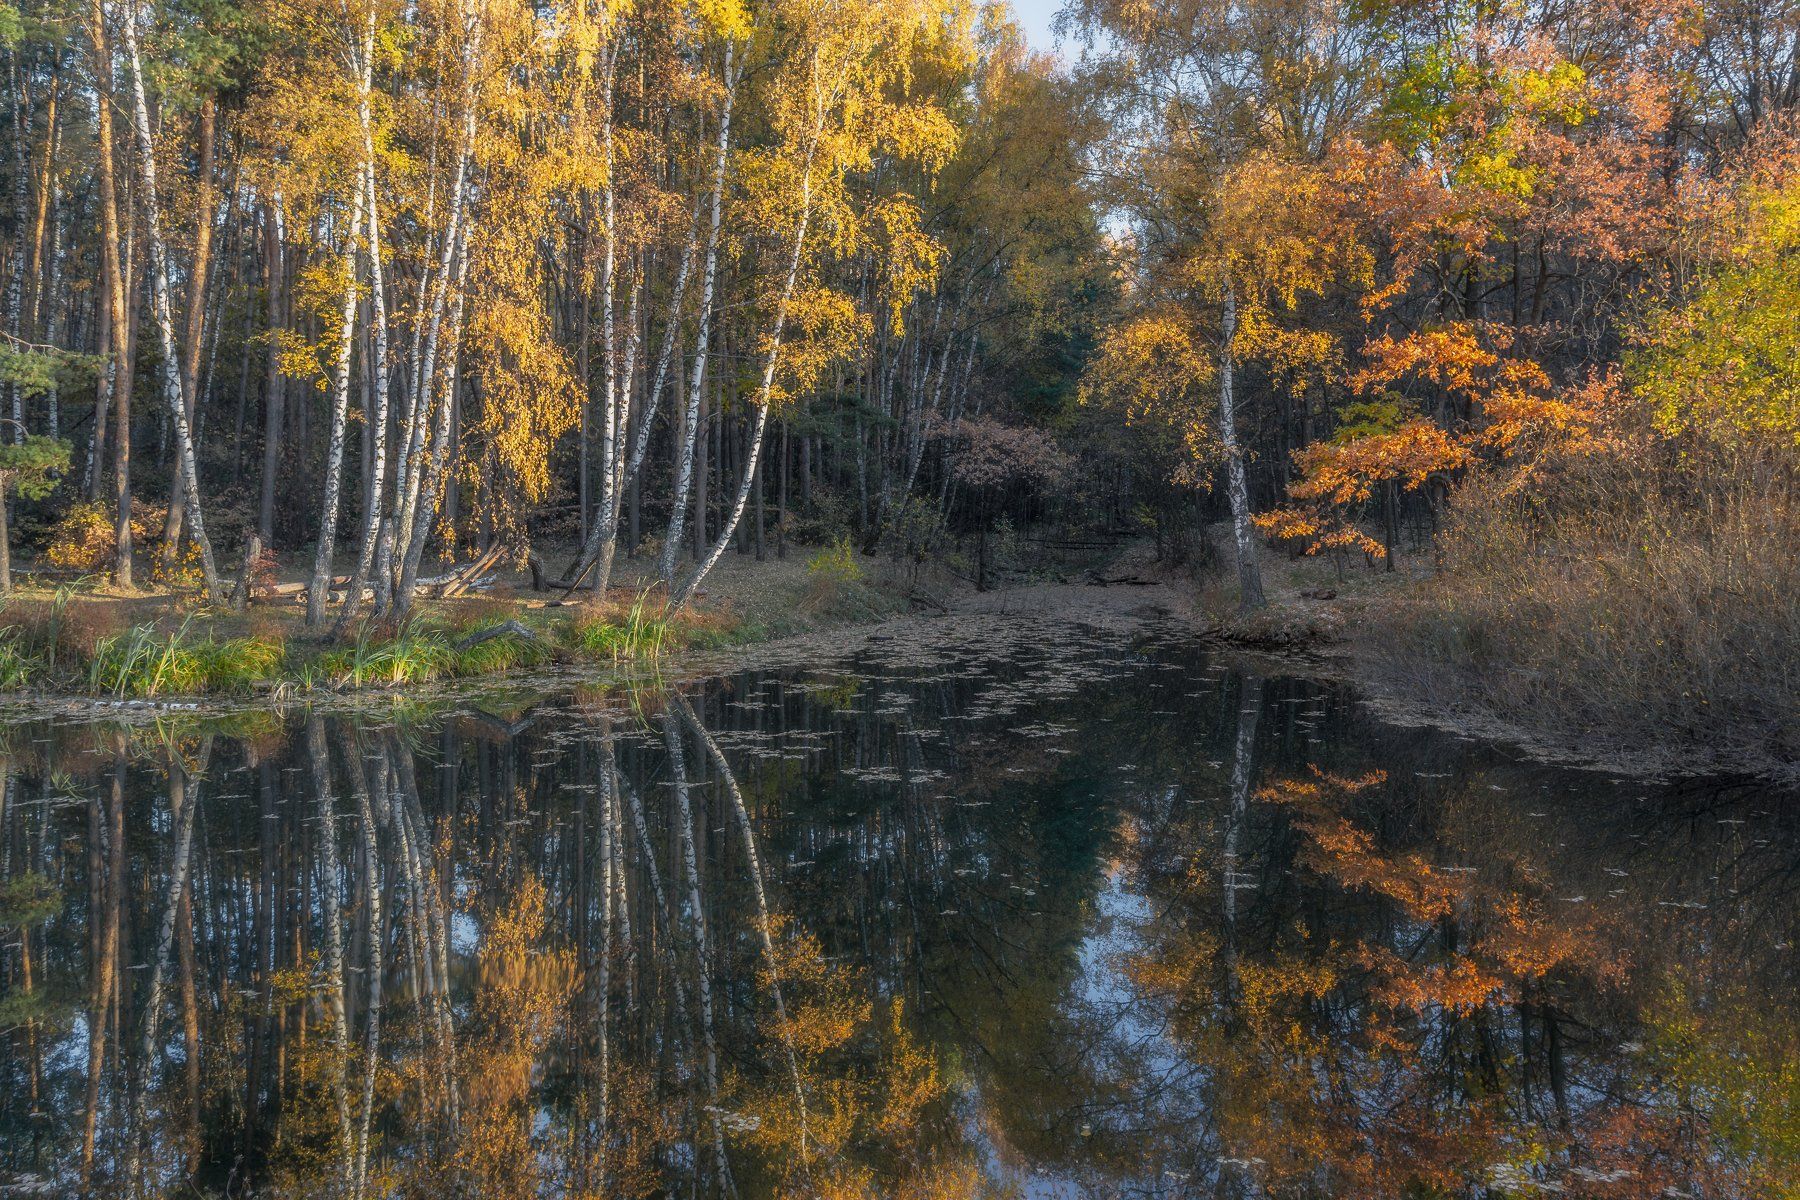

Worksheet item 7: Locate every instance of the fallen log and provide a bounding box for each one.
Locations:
[267,577,353,597]
[433,541,509,598]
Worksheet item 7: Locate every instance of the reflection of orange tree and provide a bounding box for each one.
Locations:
[1127,768,1638,1197]
[1272,769,1624,1014]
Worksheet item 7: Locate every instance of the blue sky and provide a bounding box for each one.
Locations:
[1008,0,1065,52]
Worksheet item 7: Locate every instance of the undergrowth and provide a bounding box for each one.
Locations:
[0,588,749,699]
[1369,440,1800,774]
[88,619,287,698]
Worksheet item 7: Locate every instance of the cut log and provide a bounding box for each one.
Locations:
[416,542,508,598]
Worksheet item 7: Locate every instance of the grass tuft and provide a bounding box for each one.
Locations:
[570,589,675,661]
[316,621,455,688]
[87,618,287,697]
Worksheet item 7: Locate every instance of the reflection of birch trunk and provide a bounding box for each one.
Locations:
[388,737,457,1122]
[617,765,732,1194]
[664,716,735,1190]
[1221,675,1260,1011]
[81,758,125,1192]
[175,801,202,1173]
[676,694,812,1161]
[343,735,387,1200]
[308,719,355,1190]
[593,730,616,1183]
[125,746,202,1193]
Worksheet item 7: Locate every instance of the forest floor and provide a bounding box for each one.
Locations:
[0,533,1115,704]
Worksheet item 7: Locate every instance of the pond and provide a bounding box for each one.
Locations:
[2,610,1795,1198]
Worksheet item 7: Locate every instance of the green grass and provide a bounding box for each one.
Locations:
[314,622,456,688]
[450,621,554,676]
[87,618,287,697]
[0,589,758,700]
[0,637,38,691]
[569,590,675,661]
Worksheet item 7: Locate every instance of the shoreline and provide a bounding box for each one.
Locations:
[2,542,1791,787]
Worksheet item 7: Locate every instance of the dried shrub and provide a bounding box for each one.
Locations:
[246,547,280,599]
[1371,438,1800,774]
[51,600,131,665]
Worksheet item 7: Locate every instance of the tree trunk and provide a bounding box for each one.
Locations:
[395,200,473,618]
[84,0,134,586]
[1217,280,1265,611]
[161,93,217,573]
[0,476,11,593]
[673,117,821,607]
[331,70,395,638]
[777,418,788,559]
[393,66,481,583]
[5,50,29,440]
[257,202,285,544]
[660,44,737,587]
[119,6,225,602]
[85,274,109,501]
[306,184,369,625]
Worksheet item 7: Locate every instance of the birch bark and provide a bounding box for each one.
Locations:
[672,111,821,608]
[660,43,738,587]
[306,184,369,625]
[332,45,395,636]
[82,0,135,583]
[1217,279,1265,610]
[119,0,225,602]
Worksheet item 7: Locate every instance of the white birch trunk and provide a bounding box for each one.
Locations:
[332,169,391,633]
[1217,279,1266,611]
[394,48,481,581]
[660,43,738,587]
[395,204,472,617]
[671,114,820,608]
[625,199,700,484]
[306,184,369,625]
[119,0,224,602]
[331,13,393,636]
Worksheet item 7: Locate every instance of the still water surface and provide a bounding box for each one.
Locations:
[2,612,1795,1197]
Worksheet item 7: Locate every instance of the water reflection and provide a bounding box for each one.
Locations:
[0,621,1795,1198]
